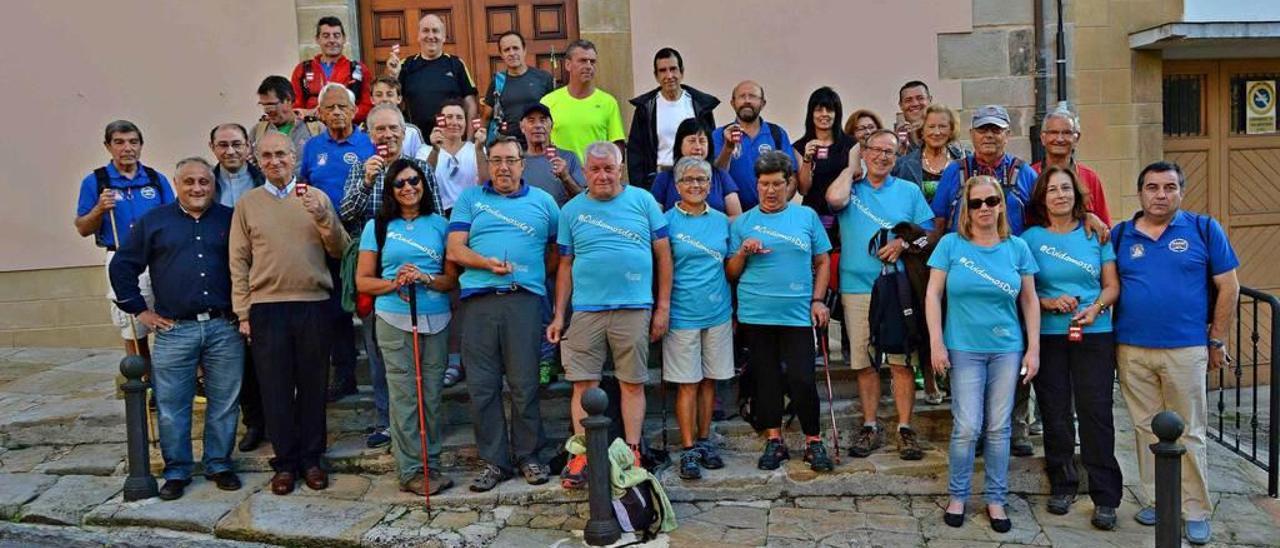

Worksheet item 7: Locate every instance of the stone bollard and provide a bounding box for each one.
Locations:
[581,387,620,546]
[120,355,157,501]
[1151,410,1185,548]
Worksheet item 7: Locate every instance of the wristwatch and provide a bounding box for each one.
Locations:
[1208,338,1226,350]
[422,272,436,287]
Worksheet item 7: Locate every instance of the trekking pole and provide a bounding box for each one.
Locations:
[108,207,158,449]
[660,358,668,452]
[814,325,841,464]
[408,286,431,509]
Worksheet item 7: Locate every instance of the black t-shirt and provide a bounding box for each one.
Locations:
[484,67,556,137]
[399,54,478,134]
[793,133,856,217]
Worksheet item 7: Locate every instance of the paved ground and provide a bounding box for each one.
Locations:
[1,346,1277,547]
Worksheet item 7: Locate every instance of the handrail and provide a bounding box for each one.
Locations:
[1211,286,1279,498]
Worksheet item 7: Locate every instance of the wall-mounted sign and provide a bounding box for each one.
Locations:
[1246,80,1276,135]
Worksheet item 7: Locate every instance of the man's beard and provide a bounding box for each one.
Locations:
[737,107,759,123]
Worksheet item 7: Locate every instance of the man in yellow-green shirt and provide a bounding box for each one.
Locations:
[540,40,625,166]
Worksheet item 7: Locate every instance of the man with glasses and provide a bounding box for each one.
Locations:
[252,75,325,154]
[1032,107,1112,225]
[446,136,560,492]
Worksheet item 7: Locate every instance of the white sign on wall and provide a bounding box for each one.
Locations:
[1246,80,1276,135]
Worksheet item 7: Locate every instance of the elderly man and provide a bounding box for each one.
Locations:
[252,75,324,152]
[110,157,243,501]
[290,16,373,123]
[75,120,174,388]
[519,103,583,206]
[548,141,672,488]
[626,47,720,188]
[484,31,555,141]
[231,132,350,496]
[447,136,560,491]
[712,81,796,211]
[388,13,478,135]
[826,129,935,461]
[1032,107,1112,225]
[540,40,626,164]
[1112,162,1238,545]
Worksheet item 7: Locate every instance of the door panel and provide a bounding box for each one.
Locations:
[361,1,473,76]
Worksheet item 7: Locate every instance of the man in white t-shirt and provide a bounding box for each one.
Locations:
[626,47,720,189]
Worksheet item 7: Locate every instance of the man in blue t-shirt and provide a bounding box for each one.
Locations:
[1111,162,1239,545]
[826,130,934,461]
[446,137,560,492]
[547,141,672,489]
[712,81,796,210]
[74,120,174,386]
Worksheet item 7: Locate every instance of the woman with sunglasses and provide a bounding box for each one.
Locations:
[1019,165,1122,529]
[925,175,1040,533]
[355,158,461,497]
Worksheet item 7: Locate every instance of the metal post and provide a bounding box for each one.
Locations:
[1151,411,1185,548]
[120,355,157,501]
[581,387,621,546]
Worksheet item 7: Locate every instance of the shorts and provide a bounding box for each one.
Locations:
[661,320,734,383]
[105,251,154,340]
[561,309,651,384]
[840,293,906,370]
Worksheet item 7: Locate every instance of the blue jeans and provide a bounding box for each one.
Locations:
[151,318,244,480]
[359,317,390,429]
[947,350,1021,505]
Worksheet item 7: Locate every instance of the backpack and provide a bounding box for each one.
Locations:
[612,479,667,543]
[93,166,166,249]
[949,155,1028,227]
[300,59,364,104]
[252,118,325,145]
[1112,212,1218,322]
[866,228,921,369]
[340,218,389,315]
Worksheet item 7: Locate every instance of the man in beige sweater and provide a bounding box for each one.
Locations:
[230,131,350,496]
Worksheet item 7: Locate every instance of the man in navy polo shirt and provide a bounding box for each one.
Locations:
[447,136,559,492]
[74,120,174,388]
[712,81,795,211]
[1112,161,1239,545]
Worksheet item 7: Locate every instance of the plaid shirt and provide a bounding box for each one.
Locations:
[338,155,442,236]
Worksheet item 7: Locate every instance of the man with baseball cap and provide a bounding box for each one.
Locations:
[519,103,584,206]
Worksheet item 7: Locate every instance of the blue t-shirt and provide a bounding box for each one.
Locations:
[731,205,832,327]
[927,233,1039,353]
[300,129,375,208]
[1111,210,1239,348]
[76,163,175,249]
[833,176,935,294]
[649,168,740,214]
[1021,223,1116,335]
[448,182,560,298]
[557,186,669,310]
[665,206,732,329]
[359,216,451,316]
[711,119,796,210]
[929,154,1038,235]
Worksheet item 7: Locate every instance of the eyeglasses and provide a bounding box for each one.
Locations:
[967,196,1002,209]
[393,176,422,188]
[854,125,878,134]
[489,157,522,166]
[1041,130,1077,138]
[677,176,710,186]
[865,147,896,158]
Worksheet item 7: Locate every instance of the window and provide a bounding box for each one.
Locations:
[1163,74,1206,137]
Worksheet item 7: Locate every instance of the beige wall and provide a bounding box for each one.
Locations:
[629,1,971,140]
[0,0,299,273]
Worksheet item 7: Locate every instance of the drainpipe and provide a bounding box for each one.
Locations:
[1031,0,1049,164]
[1056,0,1068,103]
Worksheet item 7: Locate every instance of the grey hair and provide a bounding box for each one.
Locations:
[367,103,405,127]
[318,82,355,106]
[1043,104,1079,131]
[583,141,622,165]
[753,150,793,179]
[673,156,711,182]
[564,39,597,60]
[174,156,214,176]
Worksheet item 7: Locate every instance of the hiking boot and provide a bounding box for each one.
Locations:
[897,426,924,461]
[1091,506,1117,530]
[695,439,725,469]
[803,440,834,472]
[469,463,512,492]
[678,449,702,480]
[519,461,550,485]
[757,438,790,470]
[1046,494,1075,515]
[561,454,588,489]
[848,424,884,458]
[400,469,453,496]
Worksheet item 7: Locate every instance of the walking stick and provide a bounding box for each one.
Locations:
[408,286,432,508]
[108,207,158,449]
[814,325,841,464]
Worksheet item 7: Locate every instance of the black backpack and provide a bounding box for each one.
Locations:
[93,166,166,249]
[612,478,667,543]
[300,59,365,104]
[866,228,921,369]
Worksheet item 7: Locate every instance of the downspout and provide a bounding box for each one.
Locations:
[1056,0,1068,104]
[1031,0,1049,164]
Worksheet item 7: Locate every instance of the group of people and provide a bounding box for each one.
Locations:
[75,13,1239,546]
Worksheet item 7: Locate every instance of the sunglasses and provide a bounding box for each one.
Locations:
[393,176,422,188]
[967,196,1002,209]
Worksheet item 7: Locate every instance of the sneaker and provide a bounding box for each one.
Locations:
[519,461,550,485]
[1011,438,1034,457]
[678,450,702,480]
[1184,519,1211,545]
[848,424,884,458]
[1046,494,1074,515]
[401,469,454,496]
[469,463,512,492]
[757,438,790,470]
[1134,505,1157,526]
[924,391,944,405]
[1029,421,1044,436]
[538,359,555,385]
[1091,506,1117,530]
[365,428,391,448]
[897,426,924,461]
[803,440,834,472]
[561,454,588,489]
[695,439,725,469]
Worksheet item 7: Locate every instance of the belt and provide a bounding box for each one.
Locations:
[494,284,530,296]
[177,309,233,322]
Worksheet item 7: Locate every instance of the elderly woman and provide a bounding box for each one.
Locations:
[1019,165,1122,530]
[664,156,734,480]
[355,158,461,497]
[727,150,833,473]
[893,103,966,204]
[843,108,883,145]
[925,175,1040,533]
[649,118,743,218]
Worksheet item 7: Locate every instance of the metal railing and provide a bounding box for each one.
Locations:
[1208,286,1279,498]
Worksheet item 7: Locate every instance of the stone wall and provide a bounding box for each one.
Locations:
[578,0,636,132]
[295,0,362,62]
[0,268,119,348]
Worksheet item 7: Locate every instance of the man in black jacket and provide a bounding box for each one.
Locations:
[626,48,719,189]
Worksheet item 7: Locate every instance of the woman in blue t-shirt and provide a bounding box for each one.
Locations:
[355,158,461,497]
[1020,165,1122,528]
[649,118,743,219]
[924,175,1040,533]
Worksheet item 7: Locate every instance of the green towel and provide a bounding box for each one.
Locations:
[563,435,678,533]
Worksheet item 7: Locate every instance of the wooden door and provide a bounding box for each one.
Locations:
[361,0,473,76]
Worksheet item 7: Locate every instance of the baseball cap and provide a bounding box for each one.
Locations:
[521,103,552,120]
[972,105,1010,128]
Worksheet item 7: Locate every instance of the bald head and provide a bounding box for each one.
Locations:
[418,14,446,59]
[730,80,765,124]
[255,132,296,186]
